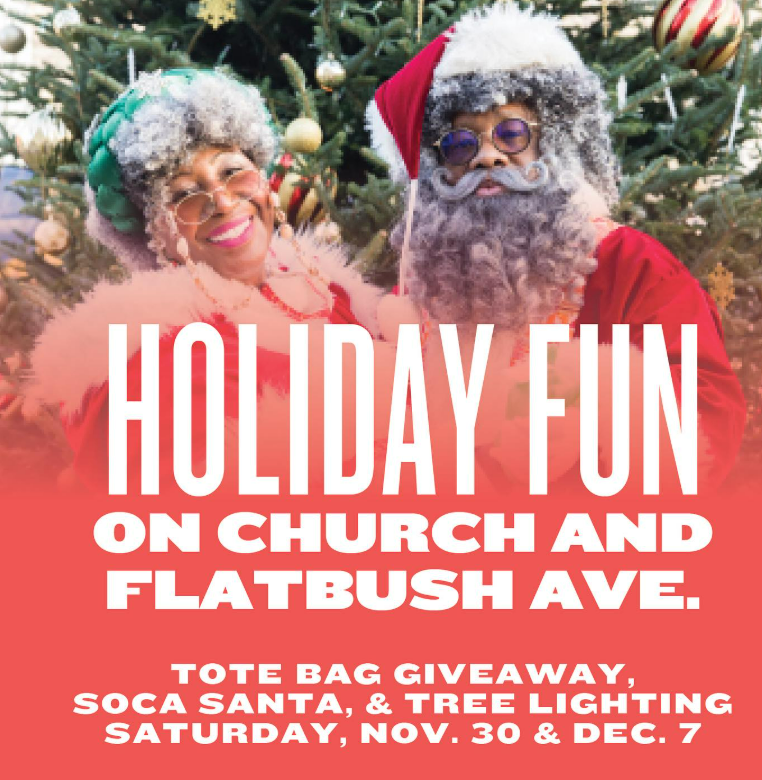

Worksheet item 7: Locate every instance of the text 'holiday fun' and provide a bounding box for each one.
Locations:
[107,321,700,497]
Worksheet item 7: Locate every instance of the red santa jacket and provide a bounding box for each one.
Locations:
[575,225,745,483]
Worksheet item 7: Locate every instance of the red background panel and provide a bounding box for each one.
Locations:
[2,488,760,779]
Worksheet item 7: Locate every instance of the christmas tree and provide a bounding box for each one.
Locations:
[0,0,760,484]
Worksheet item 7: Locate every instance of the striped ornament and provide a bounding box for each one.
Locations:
[268,153,336,227]
[653,0,744,74]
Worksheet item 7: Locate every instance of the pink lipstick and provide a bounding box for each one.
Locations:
[207,216,254,248]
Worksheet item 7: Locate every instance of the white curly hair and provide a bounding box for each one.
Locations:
[85,69,279,270]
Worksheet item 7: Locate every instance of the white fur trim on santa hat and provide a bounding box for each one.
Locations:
[365,100,409,183]
[435,3,584,81]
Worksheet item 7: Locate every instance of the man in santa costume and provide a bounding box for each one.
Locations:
[367,2,746,488]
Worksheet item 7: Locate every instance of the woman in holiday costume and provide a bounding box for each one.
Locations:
[30,69,383,492]
[370,3,746,491]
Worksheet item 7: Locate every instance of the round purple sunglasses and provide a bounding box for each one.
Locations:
[433,117,540,167]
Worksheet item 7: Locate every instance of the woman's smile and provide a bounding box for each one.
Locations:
[207,215,255,246]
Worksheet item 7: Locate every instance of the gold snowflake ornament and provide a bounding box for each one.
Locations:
[197,0,237,30]
[707,262,735,312]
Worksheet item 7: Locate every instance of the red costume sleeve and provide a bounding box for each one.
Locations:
[576,226,746,482]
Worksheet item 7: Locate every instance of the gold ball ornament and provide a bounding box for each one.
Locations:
[284,117,323,154]
[34,218,70,255]
[52,7,82,34]
[42,253,65,268]
[315,53,347,92]
[0,23,26,54]
[653,0,744,74]
[15,107,72,174]
[2,258,28,281]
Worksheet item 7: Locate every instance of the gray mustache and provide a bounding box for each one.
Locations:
[431,160,550,201]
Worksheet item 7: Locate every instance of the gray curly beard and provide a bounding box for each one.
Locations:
[392,159,600,330]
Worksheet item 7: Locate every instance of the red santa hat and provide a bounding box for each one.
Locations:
[366,2,586,291]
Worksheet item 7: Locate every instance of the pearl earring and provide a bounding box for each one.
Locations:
[275,208,294,240]
[177,236,190,261]
[270,190,294,239]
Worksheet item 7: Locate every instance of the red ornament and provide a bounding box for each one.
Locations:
[653,0,744,74]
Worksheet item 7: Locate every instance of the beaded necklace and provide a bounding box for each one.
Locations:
[260,278,333,321]
[185,235,334,318]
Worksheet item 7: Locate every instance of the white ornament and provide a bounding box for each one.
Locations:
[133,70,165,99]
[661,74,678,122]
[34,218,70,255]
[315,53,347,92]
[726,84,746,154]
[15,107,71,174]
[0,23,26,54]
[128,48,136,85]
[617,75,627,112]
[52,7,82,34]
